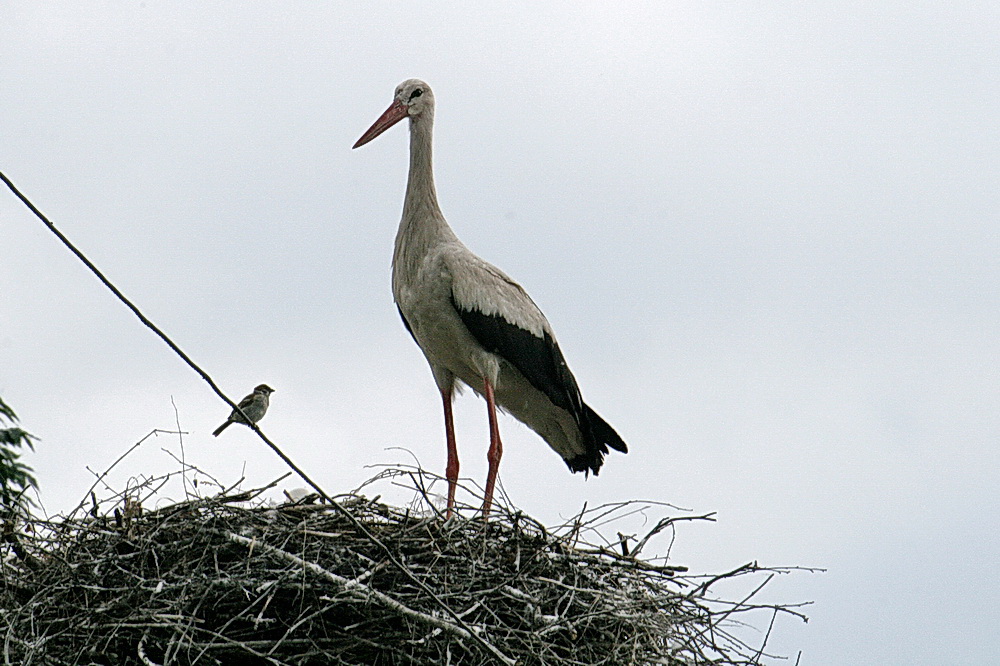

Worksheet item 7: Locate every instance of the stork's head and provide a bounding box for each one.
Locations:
[353,79,433,149]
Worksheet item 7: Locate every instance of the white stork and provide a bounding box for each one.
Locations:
[353,79,627,517]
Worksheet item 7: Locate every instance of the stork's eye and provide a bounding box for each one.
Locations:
[409,89,423,100]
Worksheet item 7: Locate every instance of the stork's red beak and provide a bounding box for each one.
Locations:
[353,99,408,149]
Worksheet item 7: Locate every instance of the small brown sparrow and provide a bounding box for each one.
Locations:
[213,384,275,437]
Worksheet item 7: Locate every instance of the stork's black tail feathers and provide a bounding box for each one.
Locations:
[566,403,628,476]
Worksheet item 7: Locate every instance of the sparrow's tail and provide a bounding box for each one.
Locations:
[212,421,232,437]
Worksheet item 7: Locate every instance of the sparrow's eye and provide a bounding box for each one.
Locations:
[409,89,423,101]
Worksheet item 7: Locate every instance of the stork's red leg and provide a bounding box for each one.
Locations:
[442,388,459,518]
[482,378,503,517]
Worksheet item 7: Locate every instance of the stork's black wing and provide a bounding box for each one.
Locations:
[452,294,627,474]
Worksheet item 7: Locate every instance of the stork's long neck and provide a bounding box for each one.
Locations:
[403,113,440,219]
[393,109,459,285]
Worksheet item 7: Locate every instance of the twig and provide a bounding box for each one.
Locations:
[69,430,179,521]
[631,512,717,558]
[137,632,162,666]
[752,608,779,664]
[170,396,192,501]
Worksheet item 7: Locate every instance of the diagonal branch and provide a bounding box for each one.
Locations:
[222,530,515,664]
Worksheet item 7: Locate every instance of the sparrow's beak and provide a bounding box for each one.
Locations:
[353,99,408,149]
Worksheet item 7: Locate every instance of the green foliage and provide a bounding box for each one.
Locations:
[0,396,38,514]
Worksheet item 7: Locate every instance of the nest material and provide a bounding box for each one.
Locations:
[1,468,803,665]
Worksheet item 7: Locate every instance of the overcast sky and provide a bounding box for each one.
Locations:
[2,3,998,663]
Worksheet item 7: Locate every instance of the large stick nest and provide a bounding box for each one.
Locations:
[1,465,806,665]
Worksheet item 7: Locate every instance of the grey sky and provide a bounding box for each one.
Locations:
[2,3,997,663]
